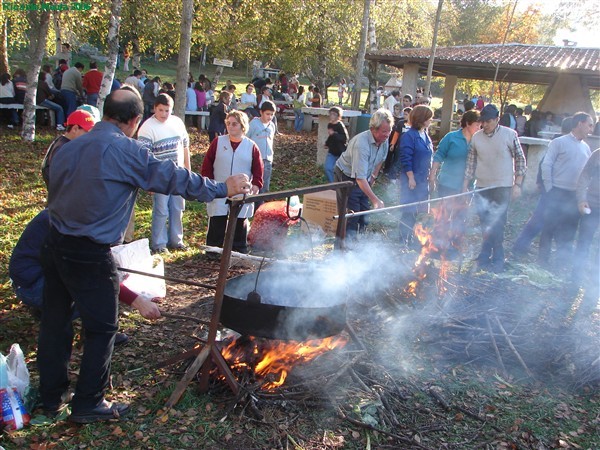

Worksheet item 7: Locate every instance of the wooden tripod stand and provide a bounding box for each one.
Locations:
[163,182,353,409]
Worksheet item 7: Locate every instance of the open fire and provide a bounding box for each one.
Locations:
[405,200,465,296]
[221,335,348,390]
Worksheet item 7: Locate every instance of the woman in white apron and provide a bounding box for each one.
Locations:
[201,110,264,253]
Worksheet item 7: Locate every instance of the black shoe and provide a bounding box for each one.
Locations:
[41,392,73,418]
[168,244,189,251]
[114,332,129,346]
[69,400,130,424]
[151,247,170,255]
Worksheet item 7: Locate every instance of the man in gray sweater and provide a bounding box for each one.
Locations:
[539,112,593,266]
[463,104,526,272]
[60,62,85,117]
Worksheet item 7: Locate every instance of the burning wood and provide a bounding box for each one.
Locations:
[404,202,461,297]
[220,335,349,390]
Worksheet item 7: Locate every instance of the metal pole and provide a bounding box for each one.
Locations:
[333,186,497,219]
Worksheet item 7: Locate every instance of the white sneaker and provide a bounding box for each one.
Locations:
[7,124,14,129]
[56,124,66,131]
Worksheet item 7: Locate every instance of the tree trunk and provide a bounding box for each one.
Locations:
[424,0,444,98]
[174,0,194,120]
[213,66,224,88]
[53,12,62,56]
[351,0,371,110]
[366,14,377,112]
[132,36,141,70]
[21,11,51,142]
[97,0,123,114]
[0,18,9,75]
[367,61,378,113]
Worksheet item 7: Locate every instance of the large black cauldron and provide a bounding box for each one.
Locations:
[221,269,347,341]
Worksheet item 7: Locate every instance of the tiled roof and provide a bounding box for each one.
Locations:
[367,43,600,88]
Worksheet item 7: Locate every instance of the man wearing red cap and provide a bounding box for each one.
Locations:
[41,110,96,188]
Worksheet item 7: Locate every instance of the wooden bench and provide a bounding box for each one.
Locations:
[0,103,55,127]
[185,110,210,130]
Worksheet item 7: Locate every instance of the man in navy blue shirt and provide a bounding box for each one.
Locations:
[38,89,251,424]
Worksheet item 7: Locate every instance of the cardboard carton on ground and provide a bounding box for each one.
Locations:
[301,190,338,236]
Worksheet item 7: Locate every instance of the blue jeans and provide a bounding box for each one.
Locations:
[293,109,304,132]
[151,193,185,250]
[39,227,119,411]
[86,93,99,108]
[261,160,272,193]
[40,99,65,127]
[60,89,77,117]
[474,187,511,263]
[256,160,272,211]
[325,153,338,183]
[512,192,547,254]
[334,167,369,238]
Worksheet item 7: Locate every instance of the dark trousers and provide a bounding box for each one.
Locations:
[474,187,512,263]
[143,102,154,121]
[0,97,19,125]
[60,89,77,117]
[513,192,547,254]
[573,206,599,275]
[206,216,249,253]
[334,167,368,237]
[539,188,580,262]
[38,227,119,411]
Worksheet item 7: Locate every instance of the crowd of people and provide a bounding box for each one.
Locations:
[5,62,599,425]
[332,96,597,278]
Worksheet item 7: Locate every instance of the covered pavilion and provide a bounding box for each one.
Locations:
[366,43,600,137]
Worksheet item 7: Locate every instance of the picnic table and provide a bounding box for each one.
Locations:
[0,103,55,127]
[185,110,210,130]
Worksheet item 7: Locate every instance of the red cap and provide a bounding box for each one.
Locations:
[66,110,96,131]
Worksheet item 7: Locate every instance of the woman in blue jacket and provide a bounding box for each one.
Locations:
[398,105,434,246]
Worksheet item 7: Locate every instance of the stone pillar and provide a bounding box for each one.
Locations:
[440,75,457,137]
[401,63,419,100]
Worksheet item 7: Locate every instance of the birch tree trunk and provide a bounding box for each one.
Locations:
[0,18,9,75]
[21,10,51,142]
[53,12,62,56]
[424,0,443,98]
[132,36,141,69]
[366,13,378,112]
[97,0,123,115]
[213,66,224,88]
[174,0,194,120]
[351,0,371,110]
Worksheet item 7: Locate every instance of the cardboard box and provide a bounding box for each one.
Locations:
[301,190,338,236]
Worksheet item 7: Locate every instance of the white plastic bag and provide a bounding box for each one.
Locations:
[111,238,166,299]
[6,344,29,399]
[0,345,30,431]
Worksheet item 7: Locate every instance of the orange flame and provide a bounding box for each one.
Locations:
[404,201,461,297]
[221,335,348,390]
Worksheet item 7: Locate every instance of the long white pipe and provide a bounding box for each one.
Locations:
[333,186,498,219]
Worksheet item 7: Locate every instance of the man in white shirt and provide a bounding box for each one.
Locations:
[137,94,191,253]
